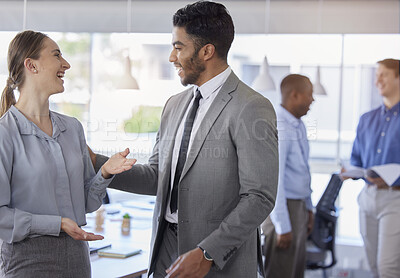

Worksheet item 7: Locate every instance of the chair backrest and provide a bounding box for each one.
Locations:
[307,173,344,269]
[316,173,343,214]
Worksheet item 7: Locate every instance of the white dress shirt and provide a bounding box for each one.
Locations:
[270,105,313,234]
[165,66,232,223]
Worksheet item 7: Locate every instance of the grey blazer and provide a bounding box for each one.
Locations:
[95,72,278,278]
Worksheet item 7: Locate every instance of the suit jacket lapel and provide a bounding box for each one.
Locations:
[166,89,193,153]
[180,72,239,180]
[161,89,193,201]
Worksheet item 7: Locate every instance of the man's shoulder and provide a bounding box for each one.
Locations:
[232,79,275,111]
[221,71,257,100]
[168,87,193,104]
[359,106,381,123]
[276,106,295,127]
[161,87,193,115]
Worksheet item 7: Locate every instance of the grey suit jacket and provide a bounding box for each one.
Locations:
[95,72,278,278]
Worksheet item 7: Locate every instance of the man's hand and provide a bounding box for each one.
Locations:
[340,167,352,180]
[61,217,104,241]
[276,232,292,249]
[165,247,212,278]
[101,148,137,179]
[366,176,388,188]
[307,210,314,235]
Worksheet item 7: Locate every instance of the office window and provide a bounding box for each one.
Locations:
[1,32,400,242]
[49,33,91,122]
[88,33,181,162]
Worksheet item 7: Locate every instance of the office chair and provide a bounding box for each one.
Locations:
[306,173,343,278]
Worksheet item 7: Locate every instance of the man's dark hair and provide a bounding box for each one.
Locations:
[173,1,234,61]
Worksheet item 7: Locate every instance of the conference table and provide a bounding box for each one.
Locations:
[87,201,154,278]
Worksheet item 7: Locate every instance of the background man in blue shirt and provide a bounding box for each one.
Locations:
[349,59,400,278]
[261,74,314,278]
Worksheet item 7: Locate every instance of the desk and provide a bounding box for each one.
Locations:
[87,203,153,278]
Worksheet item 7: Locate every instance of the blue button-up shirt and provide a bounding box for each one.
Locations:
[0,106,113,243]
[270,105,313,234]
[351,101,400,186]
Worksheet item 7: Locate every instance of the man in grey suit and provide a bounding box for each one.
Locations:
[91,1,278,277]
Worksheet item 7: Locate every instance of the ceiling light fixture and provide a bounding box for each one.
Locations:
[117,0,139,90]
[313,0,327,96]
[118,53,139,90]
[313,66,327,95]
[252,56,276,92]
[252,0,275,92]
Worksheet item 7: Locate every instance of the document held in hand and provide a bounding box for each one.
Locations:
[341,163,400,186]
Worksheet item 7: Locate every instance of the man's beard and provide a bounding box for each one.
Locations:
[180,51,206,86]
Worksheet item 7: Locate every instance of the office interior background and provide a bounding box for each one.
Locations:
[0,0,399,277]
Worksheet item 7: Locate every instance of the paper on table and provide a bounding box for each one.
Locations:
[97,247,142,258]
[342,163,400,186]
[89,243,112,255]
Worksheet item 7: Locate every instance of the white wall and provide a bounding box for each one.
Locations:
[0,0,398,34]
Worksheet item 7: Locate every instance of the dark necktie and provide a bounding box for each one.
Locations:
[170,89,202,213]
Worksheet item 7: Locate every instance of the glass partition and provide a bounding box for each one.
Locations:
[1,31,399,241]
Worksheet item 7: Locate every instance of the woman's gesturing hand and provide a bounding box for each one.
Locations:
[61,217,104,241]
[101,148,136,179]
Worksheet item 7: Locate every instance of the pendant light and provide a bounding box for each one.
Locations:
[117,0,139,90]
[313,0,327,96]
[252,0,275,92]
[252,56,275,92]
[117,54,139,90]
[313,66,327,95]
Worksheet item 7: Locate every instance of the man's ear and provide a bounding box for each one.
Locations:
[201,44,216,61]
[24,58,38,74]
[290,89,299,101]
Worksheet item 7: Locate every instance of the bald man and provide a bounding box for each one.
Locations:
[261,74,315,278]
